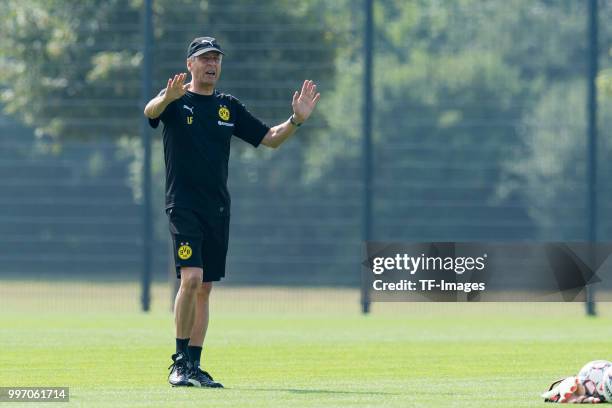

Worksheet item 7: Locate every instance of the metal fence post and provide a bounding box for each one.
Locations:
[141,0,154,312]
[585,0,598,317]
[361,0,374,314]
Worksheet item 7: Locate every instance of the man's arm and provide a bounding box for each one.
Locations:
[260,80,320,149]
[144,73,189,119]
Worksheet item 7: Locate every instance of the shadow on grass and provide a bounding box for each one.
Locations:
[227,387,397,396]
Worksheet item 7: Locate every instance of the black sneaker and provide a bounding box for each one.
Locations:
[168,352,193,387]
[190,366,224,388]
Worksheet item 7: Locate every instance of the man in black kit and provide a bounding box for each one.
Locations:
[143,36,320,388]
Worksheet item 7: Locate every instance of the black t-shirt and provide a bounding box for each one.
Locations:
[148,89,269,216]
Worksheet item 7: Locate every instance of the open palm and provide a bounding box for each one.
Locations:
[292,80,321,123]
[164,73,189,101]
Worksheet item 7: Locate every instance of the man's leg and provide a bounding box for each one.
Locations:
[186,281,223,388]
[169,267,202,387]
[174,267,203,341]
[188,282,212,367]
[182,212,226,388]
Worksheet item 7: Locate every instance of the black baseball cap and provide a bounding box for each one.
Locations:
[187,36,224,58]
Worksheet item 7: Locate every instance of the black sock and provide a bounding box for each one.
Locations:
[188,346,202,368]
[176,338,190,355]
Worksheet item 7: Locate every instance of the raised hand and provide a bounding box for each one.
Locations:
[292,80,321,123]
[163,73,189,101]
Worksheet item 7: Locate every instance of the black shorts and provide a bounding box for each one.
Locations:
[166,207,230,282]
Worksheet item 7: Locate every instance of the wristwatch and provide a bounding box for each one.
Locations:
[289,114,302,127]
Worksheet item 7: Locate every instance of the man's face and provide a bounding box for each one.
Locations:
[187,51,222,86]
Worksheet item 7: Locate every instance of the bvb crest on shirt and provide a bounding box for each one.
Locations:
[218,105,230,121]
[178,242,192,260]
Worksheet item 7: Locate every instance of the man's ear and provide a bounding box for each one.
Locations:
[186,58,192,71]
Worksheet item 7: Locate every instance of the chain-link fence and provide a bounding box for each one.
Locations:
[1,0,611,310]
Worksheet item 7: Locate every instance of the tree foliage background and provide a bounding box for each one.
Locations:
[1,0,611,282]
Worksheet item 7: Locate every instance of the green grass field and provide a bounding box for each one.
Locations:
[1,282,612,407]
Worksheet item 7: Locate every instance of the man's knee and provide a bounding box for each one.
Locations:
[198,282,213,299]
[180,267,203,292]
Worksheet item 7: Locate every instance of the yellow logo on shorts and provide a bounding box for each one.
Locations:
[218,105,230,121]
[178,243,192,260]
[187,116,193,125]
